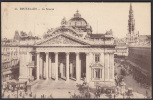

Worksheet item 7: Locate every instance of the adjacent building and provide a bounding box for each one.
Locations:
[1,38,20,82]
[114,38,128,57]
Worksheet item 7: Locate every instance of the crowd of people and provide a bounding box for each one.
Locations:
[114,58,151,98]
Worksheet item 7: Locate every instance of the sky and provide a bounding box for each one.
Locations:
[1,2,151,39]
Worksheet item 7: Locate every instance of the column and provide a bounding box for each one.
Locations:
[29,52,32,63]
[55,52,58,81]
[66,52,70,81]
[86,52,89,83]
[76,52,80,81]
[108,53,110,81]
[100,53,104,66]
[30,68,32,77]
[40,55,42,79]
[104,53,109,81]
[36,52,40,80]
[109,53,114,81]
[45,52,49,80]
[27,66,29,78]
[112,53,114,80]
[49,54,52,78]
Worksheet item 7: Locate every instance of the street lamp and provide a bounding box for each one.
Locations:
[120,79,126,96]
[16,83,20,98]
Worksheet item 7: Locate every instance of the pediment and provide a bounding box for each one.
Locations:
[36,34,90,46]
[90,63,104,67]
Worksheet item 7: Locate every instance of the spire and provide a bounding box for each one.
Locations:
[74,10,81,18]
[76,9,79,13]
[128,3,135,34]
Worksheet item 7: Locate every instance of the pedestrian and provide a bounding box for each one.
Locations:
[50,94,53,98]
[22,94,25,98]
[114,94,116,99]
[8,94,10,98]
[146,90,148,97]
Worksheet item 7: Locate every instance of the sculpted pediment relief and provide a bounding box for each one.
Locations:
[37,34,89,46]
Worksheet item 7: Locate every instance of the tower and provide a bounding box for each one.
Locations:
[127,3,135,42]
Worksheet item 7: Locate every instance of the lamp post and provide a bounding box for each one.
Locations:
[120,79,126,96]
[16,83,19,98]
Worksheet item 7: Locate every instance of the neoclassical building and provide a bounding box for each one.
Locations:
[19,11,115,86]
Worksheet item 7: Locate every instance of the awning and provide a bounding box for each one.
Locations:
[2,70,12,75]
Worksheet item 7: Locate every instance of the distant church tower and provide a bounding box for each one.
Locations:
[127,3,138,43]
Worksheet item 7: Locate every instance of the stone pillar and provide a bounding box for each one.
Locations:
[29,52,32,63]
[27,66,29,78]
[55,52,58,81]
[109,53,114,81]
[44,61,46,78]
[86,52,89,83]
[45,52,49,80]
[30,67,32,77]
[49,54,52,79]
[112,53,114,80]
[104,53,109,81]
[40,55,42,79]
[36,52,40,80]
[93,53,95,63]
[66,52,70,81]
[101,53,104,66]
[76,52,80,81]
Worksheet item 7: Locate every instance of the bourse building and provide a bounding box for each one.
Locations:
[19,11,115,86]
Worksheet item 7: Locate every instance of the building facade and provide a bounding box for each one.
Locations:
[114,38,128,57]
[18,11,115,86]
[1,39,20,82]
[115,44,128,57]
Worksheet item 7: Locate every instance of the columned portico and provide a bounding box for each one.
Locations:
[34,50,114,86]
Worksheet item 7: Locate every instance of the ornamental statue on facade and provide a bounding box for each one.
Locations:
[61,17,67,27]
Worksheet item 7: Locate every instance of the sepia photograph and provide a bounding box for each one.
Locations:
[1,2,152,99]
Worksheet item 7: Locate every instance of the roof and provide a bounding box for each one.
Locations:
[90,34,105,38]
[69,17,87,24]
[138,35,151,40]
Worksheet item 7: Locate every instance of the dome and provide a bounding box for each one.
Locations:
[68,10,88,27]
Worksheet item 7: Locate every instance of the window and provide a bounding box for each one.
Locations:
[95,54,100,63]
[95,69,100,79]
[92,68,102,80]
[32,55,35,61]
